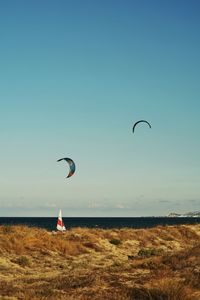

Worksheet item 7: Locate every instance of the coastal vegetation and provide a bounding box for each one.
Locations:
[0,224,200,299]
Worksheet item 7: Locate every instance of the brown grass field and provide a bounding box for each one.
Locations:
[0,224,200,300]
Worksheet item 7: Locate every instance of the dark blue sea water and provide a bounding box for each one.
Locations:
[0,217,200,231]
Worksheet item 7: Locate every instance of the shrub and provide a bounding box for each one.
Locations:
[1,225,13,234]
[109,239,121,246]
[138,248,163,257]
[15,255,30,267]
[128,281,198,300]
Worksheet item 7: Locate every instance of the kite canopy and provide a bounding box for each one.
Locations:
[57,157,76,178]
[132,120,151,133]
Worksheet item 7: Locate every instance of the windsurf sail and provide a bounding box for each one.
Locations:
[56,209,66,231]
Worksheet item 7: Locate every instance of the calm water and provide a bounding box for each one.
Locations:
[0,217,200,231]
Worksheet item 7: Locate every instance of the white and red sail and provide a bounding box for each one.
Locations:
[56,209,66,231]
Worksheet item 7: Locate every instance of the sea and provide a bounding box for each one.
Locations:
[0,217,200,231]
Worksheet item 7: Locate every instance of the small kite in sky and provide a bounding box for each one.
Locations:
[57,157,76,178]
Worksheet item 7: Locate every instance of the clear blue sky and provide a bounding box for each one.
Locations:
[0,0,200,216]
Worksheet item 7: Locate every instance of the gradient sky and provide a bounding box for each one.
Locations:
[0,0,200,216]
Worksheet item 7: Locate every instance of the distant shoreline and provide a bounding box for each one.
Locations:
[0,216,199,231]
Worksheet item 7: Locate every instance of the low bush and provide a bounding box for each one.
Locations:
[15,255,31,267]
[1,225,13,234]
[138,248,163,257]
[109,239,121,246]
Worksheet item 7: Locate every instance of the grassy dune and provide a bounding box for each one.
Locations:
[0,224,200,300]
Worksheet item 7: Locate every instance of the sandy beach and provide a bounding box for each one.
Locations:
[0,224,200,299]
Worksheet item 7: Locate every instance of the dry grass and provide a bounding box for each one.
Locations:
[0,224,200,299]
[0,225,87,256]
